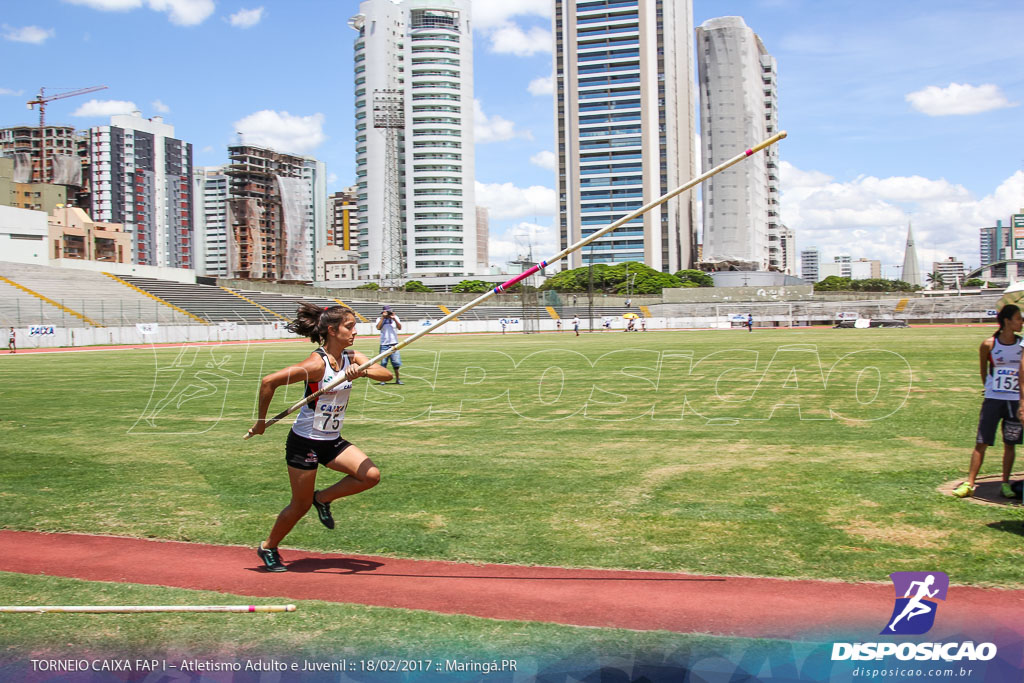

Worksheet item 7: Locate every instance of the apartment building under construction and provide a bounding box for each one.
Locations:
[0,125,82,186]
[225,144,325,282]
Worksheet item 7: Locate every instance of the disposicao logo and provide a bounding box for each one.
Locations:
[831,571,998,663]
[881,571,948,635]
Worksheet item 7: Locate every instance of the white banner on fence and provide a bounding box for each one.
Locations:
[218,322,238,333]
[136,323,159,335]
[29,325,56,336]
[836,312,860,320]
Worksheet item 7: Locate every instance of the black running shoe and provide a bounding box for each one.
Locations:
[257,544,287,572]
[312,490,335,529]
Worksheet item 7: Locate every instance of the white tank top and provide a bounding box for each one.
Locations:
[984,335,1023,400]
[291,349,353,440]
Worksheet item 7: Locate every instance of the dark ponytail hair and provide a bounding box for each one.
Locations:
[286,302,355,345]
[995,303,1021,336]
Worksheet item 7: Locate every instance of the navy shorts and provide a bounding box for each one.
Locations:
[976,398,1022,446]
[286,430,353,470]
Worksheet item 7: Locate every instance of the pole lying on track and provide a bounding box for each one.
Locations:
[0,604,297,614]
[246,131,788,438]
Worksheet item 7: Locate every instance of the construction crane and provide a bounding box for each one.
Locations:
[26,85,108,183]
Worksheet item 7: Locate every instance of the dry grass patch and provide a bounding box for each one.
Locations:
[836,519,952,549]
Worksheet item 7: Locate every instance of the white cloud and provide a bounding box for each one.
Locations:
[63,0,214,25]
[72,99,139,117]
[149,0,215,25]
[151,99,170,113]
[905,82,1017,116]
[228,7,264,28]
[474,100,531,143]
[0,88,25,96]
[2,25,55,44]
[233,110,326,155]
[327,173,338,184]
[779,161,1024,274]
[475,181,556,220]
[201,145,213,153]
[530,150,556,171]
[470,0,551,31]
[779,162,832,189]
[488,221,558,267]
[527,74,553,96]
[488,22,552,56]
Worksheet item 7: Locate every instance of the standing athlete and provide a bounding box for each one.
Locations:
[248,303,392,571]
[953,304,1022,498]
[7,327,14,353]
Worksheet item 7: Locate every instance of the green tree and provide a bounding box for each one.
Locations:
[926,271,945,290]
[964,278,985,288]
[813,275,853,291]
[674,269,714,287]
[850,278,893,292]
[355,282,380,291]
[539,261,683,295]
[453,279,491,293]
[403,280,432,292]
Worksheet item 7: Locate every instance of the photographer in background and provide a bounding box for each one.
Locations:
[375,305,403,385]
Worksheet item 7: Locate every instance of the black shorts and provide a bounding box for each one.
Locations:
[976,398,1022,446]
[285,430,353,470]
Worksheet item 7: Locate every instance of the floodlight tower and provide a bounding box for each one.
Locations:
[373,89,405,289]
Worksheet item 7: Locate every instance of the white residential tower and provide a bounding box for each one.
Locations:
[349,0,477,282]
[554,0,698,272]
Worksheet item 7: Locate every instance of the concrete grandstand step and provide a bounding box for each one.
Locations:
[0,261,200,327]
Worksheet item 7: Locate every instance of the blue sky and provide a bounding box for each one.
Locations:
[2,0,1022,278]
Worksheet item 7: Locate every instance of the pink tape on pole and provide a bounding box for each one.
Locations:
[494,264,543,293]
[249,606,255,612]
[745,148,753,156]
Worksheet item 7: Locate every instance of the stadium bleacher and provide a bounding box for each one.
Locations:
[0,260,1008,330]
[0,261,198,327]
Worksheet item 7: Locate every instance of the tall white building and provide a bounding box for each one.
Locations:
[554,0,697,271]
[696,16,779,271]
[87,112,194,269]
[800,246,819,282]
[775,224,795,275]
[193,166,229,277]
[834,254,852,278]
[349,0,477,282]
[933,257,965,288]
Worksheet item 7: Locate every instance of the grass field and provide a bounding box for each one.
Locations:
[1,326,1023,659]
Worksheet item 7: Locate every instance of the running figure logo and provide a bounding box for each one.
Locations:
[881,572,949,635]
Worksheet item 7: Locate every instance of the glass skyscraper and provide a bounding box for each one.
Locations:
[554,0,697,272]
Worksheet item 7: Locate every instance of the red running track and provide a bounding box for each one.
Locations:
[1,531,1021,641]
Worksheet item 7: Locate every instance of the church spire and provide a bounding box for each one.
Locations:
[901,221,921,286]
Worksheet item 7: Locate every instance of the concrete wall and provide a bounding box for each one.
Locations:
[0,205,48,265]
[48,258,196,283]
[218,277,663,307]
[663,284,815,303]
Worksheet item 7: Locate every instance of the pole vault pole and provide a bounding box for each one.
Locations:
[0,604,297,613]
[245,131,787,438]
